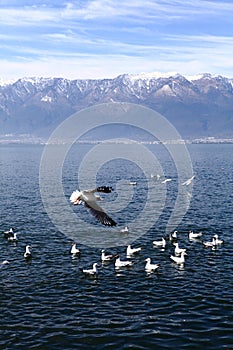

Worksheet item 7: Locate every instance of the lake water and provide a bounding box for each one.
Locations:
[0,143,233,350]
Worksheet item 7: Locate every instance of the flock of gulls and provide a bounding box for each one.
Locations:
[1,225,224,278]
[0,227,33,264]
[1,181,224,277]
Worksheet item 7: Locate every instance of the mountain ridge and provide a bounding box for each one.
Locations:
[0,73,233,140]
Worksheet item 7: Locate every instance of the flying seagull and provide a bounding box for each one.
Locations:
[70,186,117,226]
[182,175,195,186]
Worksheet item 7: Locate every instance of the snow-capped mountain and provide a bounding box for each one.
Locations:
[0,73,232,139]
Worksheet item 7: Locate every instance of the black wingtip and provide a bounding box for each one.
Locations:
[97,216,117,227]
[104,219,117,227]
[100,215,117,227]
[96,186,113,193]
[84,202,117,226]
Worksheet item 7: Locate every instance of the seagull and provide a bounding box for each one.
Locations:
[80,263,98,276]
[115,257,133,268]
[7,232,18,242]
[152,237,166,248]
[173,242,187,255]
[126,245,141,256]
[101,249,118,262]
[170,251,187,264]
[203,237,217,248]
[70,242,80,255]
[189,230,202,240]
[151,174,161,180]
[182,175,195,186]
[213,234,224,245]
[202,235,224,248]
[0,260,10,268]
[3,227,14,239]
[161,178,172,184]
[145,258,160,272]
[169,231,178,241]
[70,186,117,226]
[24,245,32,260]
[120,226,129,233]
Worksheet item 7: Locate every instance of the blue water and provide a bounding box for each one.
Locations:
[0,143,233,350]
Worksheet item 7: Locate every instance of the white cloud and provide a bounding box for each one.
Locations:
[0,7,57,26]
[0,1,233,80]
[1,0,233,26]
[61,0,233,20]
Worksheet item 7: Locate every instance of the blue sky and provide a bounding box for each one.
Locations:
[0,0,232,81]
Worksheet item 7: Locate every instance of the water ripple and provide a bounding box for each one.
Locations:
[0,144,233,349]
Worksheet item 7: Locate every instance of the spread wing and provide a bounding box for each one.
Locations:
[84,200,117,226]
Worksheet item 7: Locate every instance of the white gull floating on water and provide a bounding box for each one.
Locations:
[126,245,141,256]
[152,237,166,248]
[213,234,224,245]
[129,181,137,186]
[203,234,224,248]
[120,226,129,233]
[189,230,202,240]
[70,186,117,227]
[203,237,216,248]
[80,263,98,276]
[3,227,14,239]
[0,260,9,268]
[115,257,133,268]
[24,245,32,260]
[169,231,178,241]
[8,232,18,242]
[70,242,80,255]
[145,258,160,272]
[170,251,187,264]
[101,249,118,262]
[151,174,161,180]
[173,242,187,255]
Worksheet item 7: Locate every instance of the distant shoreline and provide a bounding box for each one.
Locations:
[0,137,233,145]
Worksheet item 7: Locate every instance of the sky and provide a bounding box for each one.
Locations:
[0,0,232,82]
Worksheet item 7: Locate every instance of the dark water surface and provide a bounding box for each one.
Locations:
[0,143,233,350]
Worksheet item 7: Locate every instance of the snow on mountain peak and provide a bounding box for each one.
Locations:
[0,78,17,86]
[19,77,53,85]
[126,71,179,83]
[185,73,223,82]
